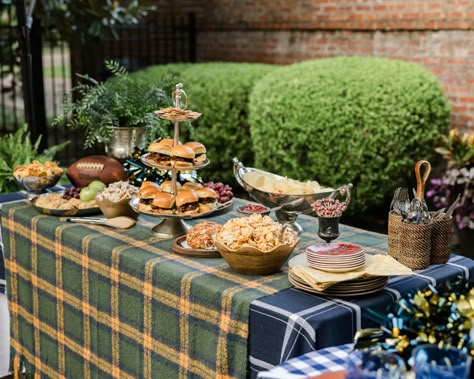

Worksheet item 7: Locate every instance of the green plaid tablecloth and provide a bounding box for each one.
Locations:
[2,199,300,379]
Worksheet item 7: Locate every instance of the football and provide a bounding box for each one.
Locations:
[66,155,127,188]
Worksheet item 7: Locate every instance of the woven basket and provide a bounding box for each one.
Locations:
[388,212,432,269]
[431,217,452,264]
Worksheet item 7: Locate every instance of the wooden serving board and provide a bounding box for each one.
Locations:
[172,235,222,258]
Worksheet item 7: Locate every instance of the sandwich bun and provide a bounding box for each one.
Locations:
[195,188,218,213]
[184,141,206,154]
[137,186,160,212]
[172,145,195,169]
[175,190,199,208]
[199,202,217,213]
[195,187,217,199]
[140,181,159,188]
[182,182,203,190]
[148,141,172,155]
[160,180,182,193]
[185,141,206,164]
[151,192,175,214]
[171,145,195,159]
[158,138,174,146]
[138,186,161,199]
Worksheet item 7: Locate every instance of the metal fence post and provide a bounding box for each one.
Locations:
[16,0,47,151]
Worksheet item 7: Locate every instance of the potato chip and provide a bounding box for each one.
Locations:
[243,171,329,195]
[216,214,297,252]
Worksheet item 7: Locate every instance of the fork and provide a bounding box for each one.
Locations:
[390,188,401,213]
[397,187,410,219]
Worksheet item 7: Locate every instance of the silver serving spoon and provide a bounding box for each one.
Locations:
[62,216,136,229]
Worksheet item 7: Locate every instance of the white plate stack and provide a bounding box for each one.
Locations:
[306,243,366,273]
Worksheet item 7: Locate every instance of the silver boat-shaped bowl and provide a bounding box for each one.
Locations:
[233,158,334,233]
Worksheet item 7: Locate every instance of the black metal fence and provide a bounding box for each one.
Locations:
[0,5,196,164]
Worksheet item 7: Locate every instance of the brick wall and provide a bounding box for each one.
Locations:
[156,0,474,133]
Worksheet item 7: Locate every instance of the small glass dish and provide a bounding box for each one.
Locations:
[15,174,62,195]
[236,204,271,216]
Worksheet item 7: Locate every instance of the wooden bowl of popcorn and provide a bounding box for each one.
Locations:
[214,214,299,275]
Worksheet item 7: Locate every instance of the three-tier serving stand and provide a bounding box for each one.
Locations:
[131,83,210,239]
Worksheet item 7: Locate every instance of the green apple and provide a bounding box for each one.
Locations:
[80,187,97,202]
[88,180,106,192]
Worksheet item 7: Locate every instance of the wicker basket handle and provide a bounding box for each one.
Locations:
[415,160,431,201]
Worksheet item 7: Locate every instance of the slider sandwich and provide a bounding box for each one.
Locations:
[151,192,175,215]
[160,180,182,194]
[175,190,200,215]
[195,188,218,213]
[171,145,195,169]
[138,183,161,212]
[148,140,173,166]
[184,141,206,165]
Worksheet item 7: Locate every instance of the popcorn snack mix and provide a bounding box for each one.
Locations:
[14,160,63,178]
[216,214,297,252]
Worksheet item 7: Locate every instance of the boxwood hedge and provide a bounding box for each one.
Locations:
[248,57,451,214]
[134,62,276,184]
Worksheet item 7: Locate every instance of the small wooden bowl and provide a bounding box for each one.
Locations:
[96,197,138,219]
[214,239,299,275]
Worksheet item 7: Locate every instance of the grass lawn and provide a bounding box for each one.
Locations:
[42,64,71,79]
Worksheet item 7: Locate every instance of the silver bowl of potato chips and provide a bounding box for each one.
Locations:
[14,160,63,195]
[233,158,334,234]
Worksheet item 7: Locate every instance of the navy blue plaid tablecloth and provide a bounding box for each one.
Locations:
[249,250,474,377]
[257,344,352,378]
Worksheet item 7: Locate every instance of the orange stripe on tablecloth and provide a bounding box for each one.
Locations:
[5,210,293,377]
[31,216,43,374]
[3,220,250,336]
[177,261,246,379]
[110,246,127,379]
[10,317,134,379]
[10,344,60,379]
[179,270,205,379]
[81,234,94,377]
[143,258,162,379]
[5,205,30,364]
[215,274,288,377]
[14,291,216,378]
[5,217,286,294]
[54,221,72,377]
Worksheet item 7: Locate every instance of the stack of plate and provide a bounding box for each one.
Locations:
[306,243,366,273]
[288,253,388,298]
[288,270,388,297]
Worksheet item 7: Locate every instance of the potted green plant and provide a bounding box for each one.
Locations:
[426,128,474,257]
[54,60,173,159]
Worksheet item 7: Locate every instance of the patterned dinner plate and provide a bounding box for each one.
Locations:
[306,243,365,256]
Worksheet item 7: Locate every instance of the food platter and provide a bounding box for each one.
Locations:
[30,195,101,217]
[129,197,233,220]
[141,153,210,171]
[171,235,221,258]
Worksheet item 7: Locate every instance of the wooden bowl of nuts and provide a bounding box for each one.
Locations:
[214,214,299,275]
